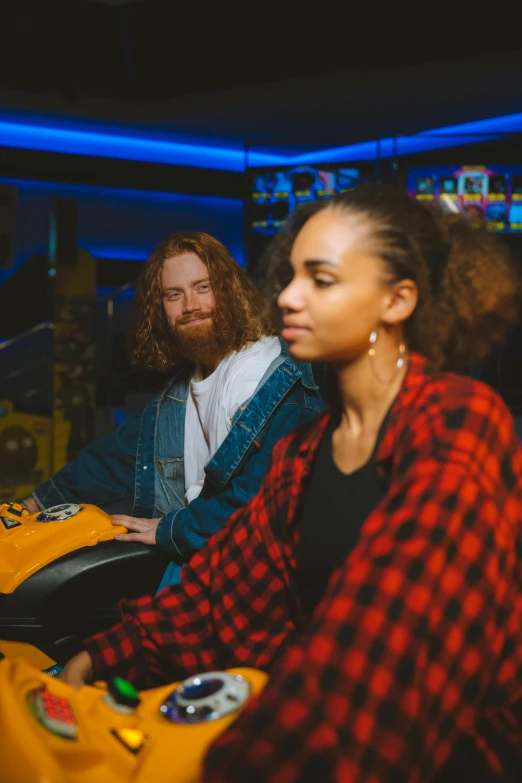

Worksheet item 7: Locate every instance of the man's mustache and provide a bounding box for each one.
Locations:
[175,311,214,326]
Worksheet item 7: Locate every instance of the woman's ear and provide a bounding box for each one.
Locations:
[381,279,418,326]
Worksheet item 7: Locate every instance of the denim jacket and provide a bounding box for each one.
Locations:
[34,339,322,570]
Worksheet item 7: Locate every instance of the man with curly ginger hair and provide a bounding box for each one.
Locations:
[26,232,323,587]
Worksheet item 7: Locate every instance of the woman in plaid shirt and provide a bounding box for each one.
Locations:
[62,185,522,782]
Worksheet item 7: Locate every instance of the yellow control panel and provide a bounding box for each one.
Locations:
[0,502,128,593]
[0,657,267,783]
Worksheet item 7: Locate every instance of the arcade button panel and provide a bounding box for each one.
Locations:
[0,657,268,783]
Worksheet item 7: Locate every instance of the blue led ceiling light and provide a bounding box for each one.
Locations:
[419,112,522,136]
[247,134,498,166]
[0,174,244,206]
[0,110,521,170]
[0,118,290,171]
[248,112,522,166]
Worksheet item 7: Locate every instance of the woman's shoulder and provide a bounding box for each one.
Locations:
[402,365,518,462]
[416,366,510,419]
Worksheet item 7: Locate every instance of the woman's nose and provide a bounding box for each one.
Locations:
[278,280,301,312]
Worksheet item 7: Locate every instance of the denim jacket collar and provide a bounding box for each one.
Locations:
[206,342,316,491]
[145,338,318,513]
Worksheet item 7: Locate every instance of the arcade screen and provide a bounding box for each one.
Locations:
[407,164,522,232]
[246,163,371,281]
[249,164,362,237]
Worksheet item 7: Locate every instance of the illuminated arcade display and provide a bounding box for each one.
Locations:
[249,165,362,237]
[407,165,522,232]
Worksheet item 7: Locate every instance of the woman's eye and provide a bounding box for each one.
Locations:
[198,284,211,292]
[314,278,334,288]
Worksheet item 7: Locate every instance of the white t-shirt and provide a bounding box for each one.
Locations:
[183,336,281,503]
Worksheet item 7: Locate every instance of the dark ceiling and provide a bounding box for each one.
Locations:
[4,0,522,104]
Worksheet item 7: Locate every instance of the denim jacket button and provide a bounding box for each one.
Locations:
[143,465,148,470]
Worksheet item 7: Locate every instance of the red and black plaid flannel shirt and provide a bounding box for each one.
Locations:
[84,354,522,782]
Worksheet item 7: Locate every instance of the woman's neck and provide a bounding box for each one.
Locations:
[333,349,407,440]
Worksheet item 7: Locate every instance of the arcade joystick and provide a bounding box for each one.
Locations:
[160,672,251,724]
[104,677,141,714]
[35,503,83,522]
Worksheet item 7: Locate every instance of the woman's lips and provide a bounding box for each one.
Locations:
[281,324,310,340]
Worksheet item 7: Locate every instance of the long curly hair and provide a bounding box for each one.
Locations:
[266,184,522,371]
[129,232,274,372]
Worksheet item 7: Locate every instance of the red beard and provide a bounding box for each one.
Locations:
[170,312,226,365]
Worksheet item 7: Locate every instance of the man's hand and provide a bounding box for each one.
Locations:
[112,515,160,545]
[22,496,38,513]
[58,651,94,688]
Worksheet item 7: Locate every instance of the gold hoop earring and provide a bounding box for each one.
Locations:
[368,330,407,383]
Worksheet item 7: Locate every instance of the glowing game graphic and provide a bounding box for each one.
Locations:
[407,165,522,232]
[250,165,361,236]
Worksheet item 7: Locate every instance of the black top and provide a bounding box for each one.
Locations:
[295,416,386,617]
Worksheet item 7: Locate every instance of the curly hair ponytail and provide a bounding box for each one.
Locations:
[433,215,521,369]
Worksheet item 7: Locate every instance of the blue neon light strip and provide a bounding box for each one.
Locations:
[0,175,245,284]
[0,111,521,170]
[0,174,242,205]
[419,112,522,136]
[298,112,522,165]
[0,119,289,171]
[287,133,501,165]
[251,112,522,166]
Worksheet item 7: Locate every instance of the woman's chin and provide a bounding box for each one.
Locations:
[285,339,320,363]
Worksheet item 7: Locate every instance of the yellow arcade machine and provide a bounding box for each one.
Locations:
[0,501,168,668]
[0,656,268,783]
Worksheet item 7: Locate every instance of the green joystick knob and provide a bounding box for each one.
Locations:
[104,678,141,713]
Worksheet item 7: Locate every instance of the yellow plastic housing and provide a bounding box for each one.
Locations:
[0,503,128,593]
[0,657,268,783]
[0,640,56,670]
